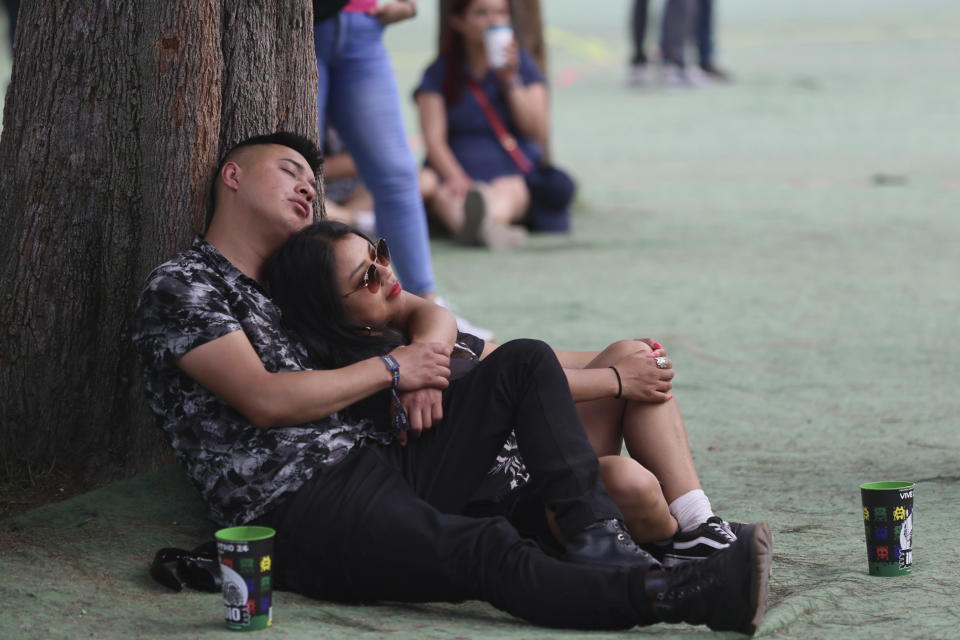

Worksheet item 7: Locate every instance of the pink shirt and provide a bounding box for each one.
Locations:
[343,0,377,13]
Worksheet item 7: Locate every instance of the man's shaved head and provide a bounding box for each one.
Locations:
[206,132,322,229]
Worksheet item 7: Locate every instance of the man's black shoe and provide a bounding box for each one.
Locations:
[643,522,773,636]
[564,519,660,568]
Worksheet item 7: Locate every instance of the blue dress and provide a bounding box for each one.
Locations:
[415,50,545,182]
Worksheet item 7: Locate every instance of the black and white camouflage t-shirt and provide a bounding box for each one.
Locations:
[133,236,390,527]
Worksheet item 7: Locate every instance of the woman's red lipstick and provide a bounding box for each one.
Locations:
[388,282,402,299]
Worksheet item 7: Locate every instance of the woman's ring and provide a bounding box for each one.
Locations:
[655,357,670,369]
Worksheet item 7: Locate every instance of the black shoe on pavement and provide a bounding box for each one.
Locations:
[662,516,739,566]
[644,522,773,636]
[700,63,733,82]
[564,519,660,568]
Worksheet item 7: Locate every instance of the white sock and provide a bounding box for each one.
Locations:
[669,489,716,532]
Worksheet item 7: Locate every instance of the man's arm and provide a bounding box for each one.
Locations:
[178,330,450,429]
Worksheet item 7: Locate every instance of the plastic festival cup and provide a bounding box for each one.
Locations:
[215,526,276,630]
[860,481,914,576]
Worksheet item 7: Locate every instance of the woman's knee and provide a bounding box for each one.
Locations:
[600,456,663,509]
[603,339,652,363]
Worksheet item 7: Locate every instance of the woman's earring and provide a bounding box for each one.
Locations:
[364,326,373,335]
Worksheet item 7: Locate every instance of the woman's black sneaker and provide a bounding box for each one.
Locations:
[661,516,740,566]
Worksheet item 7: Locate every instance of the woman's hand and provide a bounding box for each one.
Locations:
[373,1,416,26]
[612,349,674,403]
[389,342,451,392]
[396,388,444,445]
[494,41,521,86]
[440,171,473,200]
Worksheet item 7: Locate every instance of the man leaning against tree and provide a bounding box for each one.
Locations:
[132,131,772,634]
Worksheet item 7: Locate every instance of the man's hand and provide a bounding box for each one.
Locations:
[396,388,444,445]
[389,342,450,392]
[613,349,674,403]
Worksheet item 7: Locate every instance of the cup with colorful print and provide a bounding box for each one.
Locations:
[860,481,913,576]
[215,526,276,630]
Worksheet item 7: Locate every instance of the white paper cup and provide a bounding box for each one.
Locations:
[484,25,513,69]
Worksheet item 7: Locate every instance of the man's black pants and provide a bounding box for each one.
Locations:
[256,340,656,629]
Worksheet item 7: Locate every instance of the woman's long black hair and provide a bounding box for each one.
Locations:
[264,221,403,369]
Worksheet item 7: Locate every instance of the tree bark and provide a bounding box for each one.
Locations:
[0,1,319,486]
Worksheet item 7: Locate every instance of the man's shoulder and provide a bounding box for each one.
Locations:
[145,243,212,284]
[140,240,231,300]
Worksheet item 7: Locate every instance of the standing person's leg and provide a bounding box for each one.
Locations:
[326,13,435,296]
[696,0,714,69]
[313,17,336,138]
[695,0,730,80]
[631,0,650,65]
[628,0,650,86]
[3,0,18,48]
[660,0,697,85]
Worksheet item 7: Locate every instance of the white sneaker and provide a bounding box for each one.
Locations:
[352,210,376,237]
[661,63,702,88]
[434,296,494,342]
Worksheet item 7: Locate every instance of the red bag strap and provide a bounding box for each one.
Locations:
[465,78,534,174]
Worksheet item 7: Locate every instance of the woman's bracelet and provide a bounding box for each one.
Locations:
[609,366,622,399]
[381,354,400,389]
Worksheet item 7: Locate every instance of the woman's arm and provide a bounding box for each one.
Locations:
[416,91,473,197]
[483,340,672,403]
[390,291,457,441]
[373,0,417,25]
[497,44,550,147]
[393,291,457,355]
[481,342,611,401]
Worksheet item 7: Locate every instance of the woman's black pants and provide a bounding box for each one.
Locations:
[256,339,656,629]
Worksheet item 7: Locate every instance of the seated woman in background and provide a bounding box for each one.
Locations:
[415,0,552,250]
[264,221,742,564]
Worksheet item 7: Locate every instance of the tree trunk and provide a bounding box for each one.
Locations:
[0,1,319,486]
[438,0,546,74]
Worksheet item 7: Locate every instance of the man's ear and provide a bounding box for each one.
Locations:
[221,161,242,192]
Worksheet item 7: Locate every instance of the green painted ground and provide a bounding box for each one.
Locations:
[3,1,959,638]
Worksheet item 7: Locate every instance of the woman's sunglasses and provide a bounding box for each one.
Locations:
[343,238,391,297]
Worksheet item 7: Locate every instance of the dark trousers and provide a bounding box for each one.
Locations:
[660,0,697,67]
[696,0,715,67]
[257,340,655,629]
[630,0,650,65]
